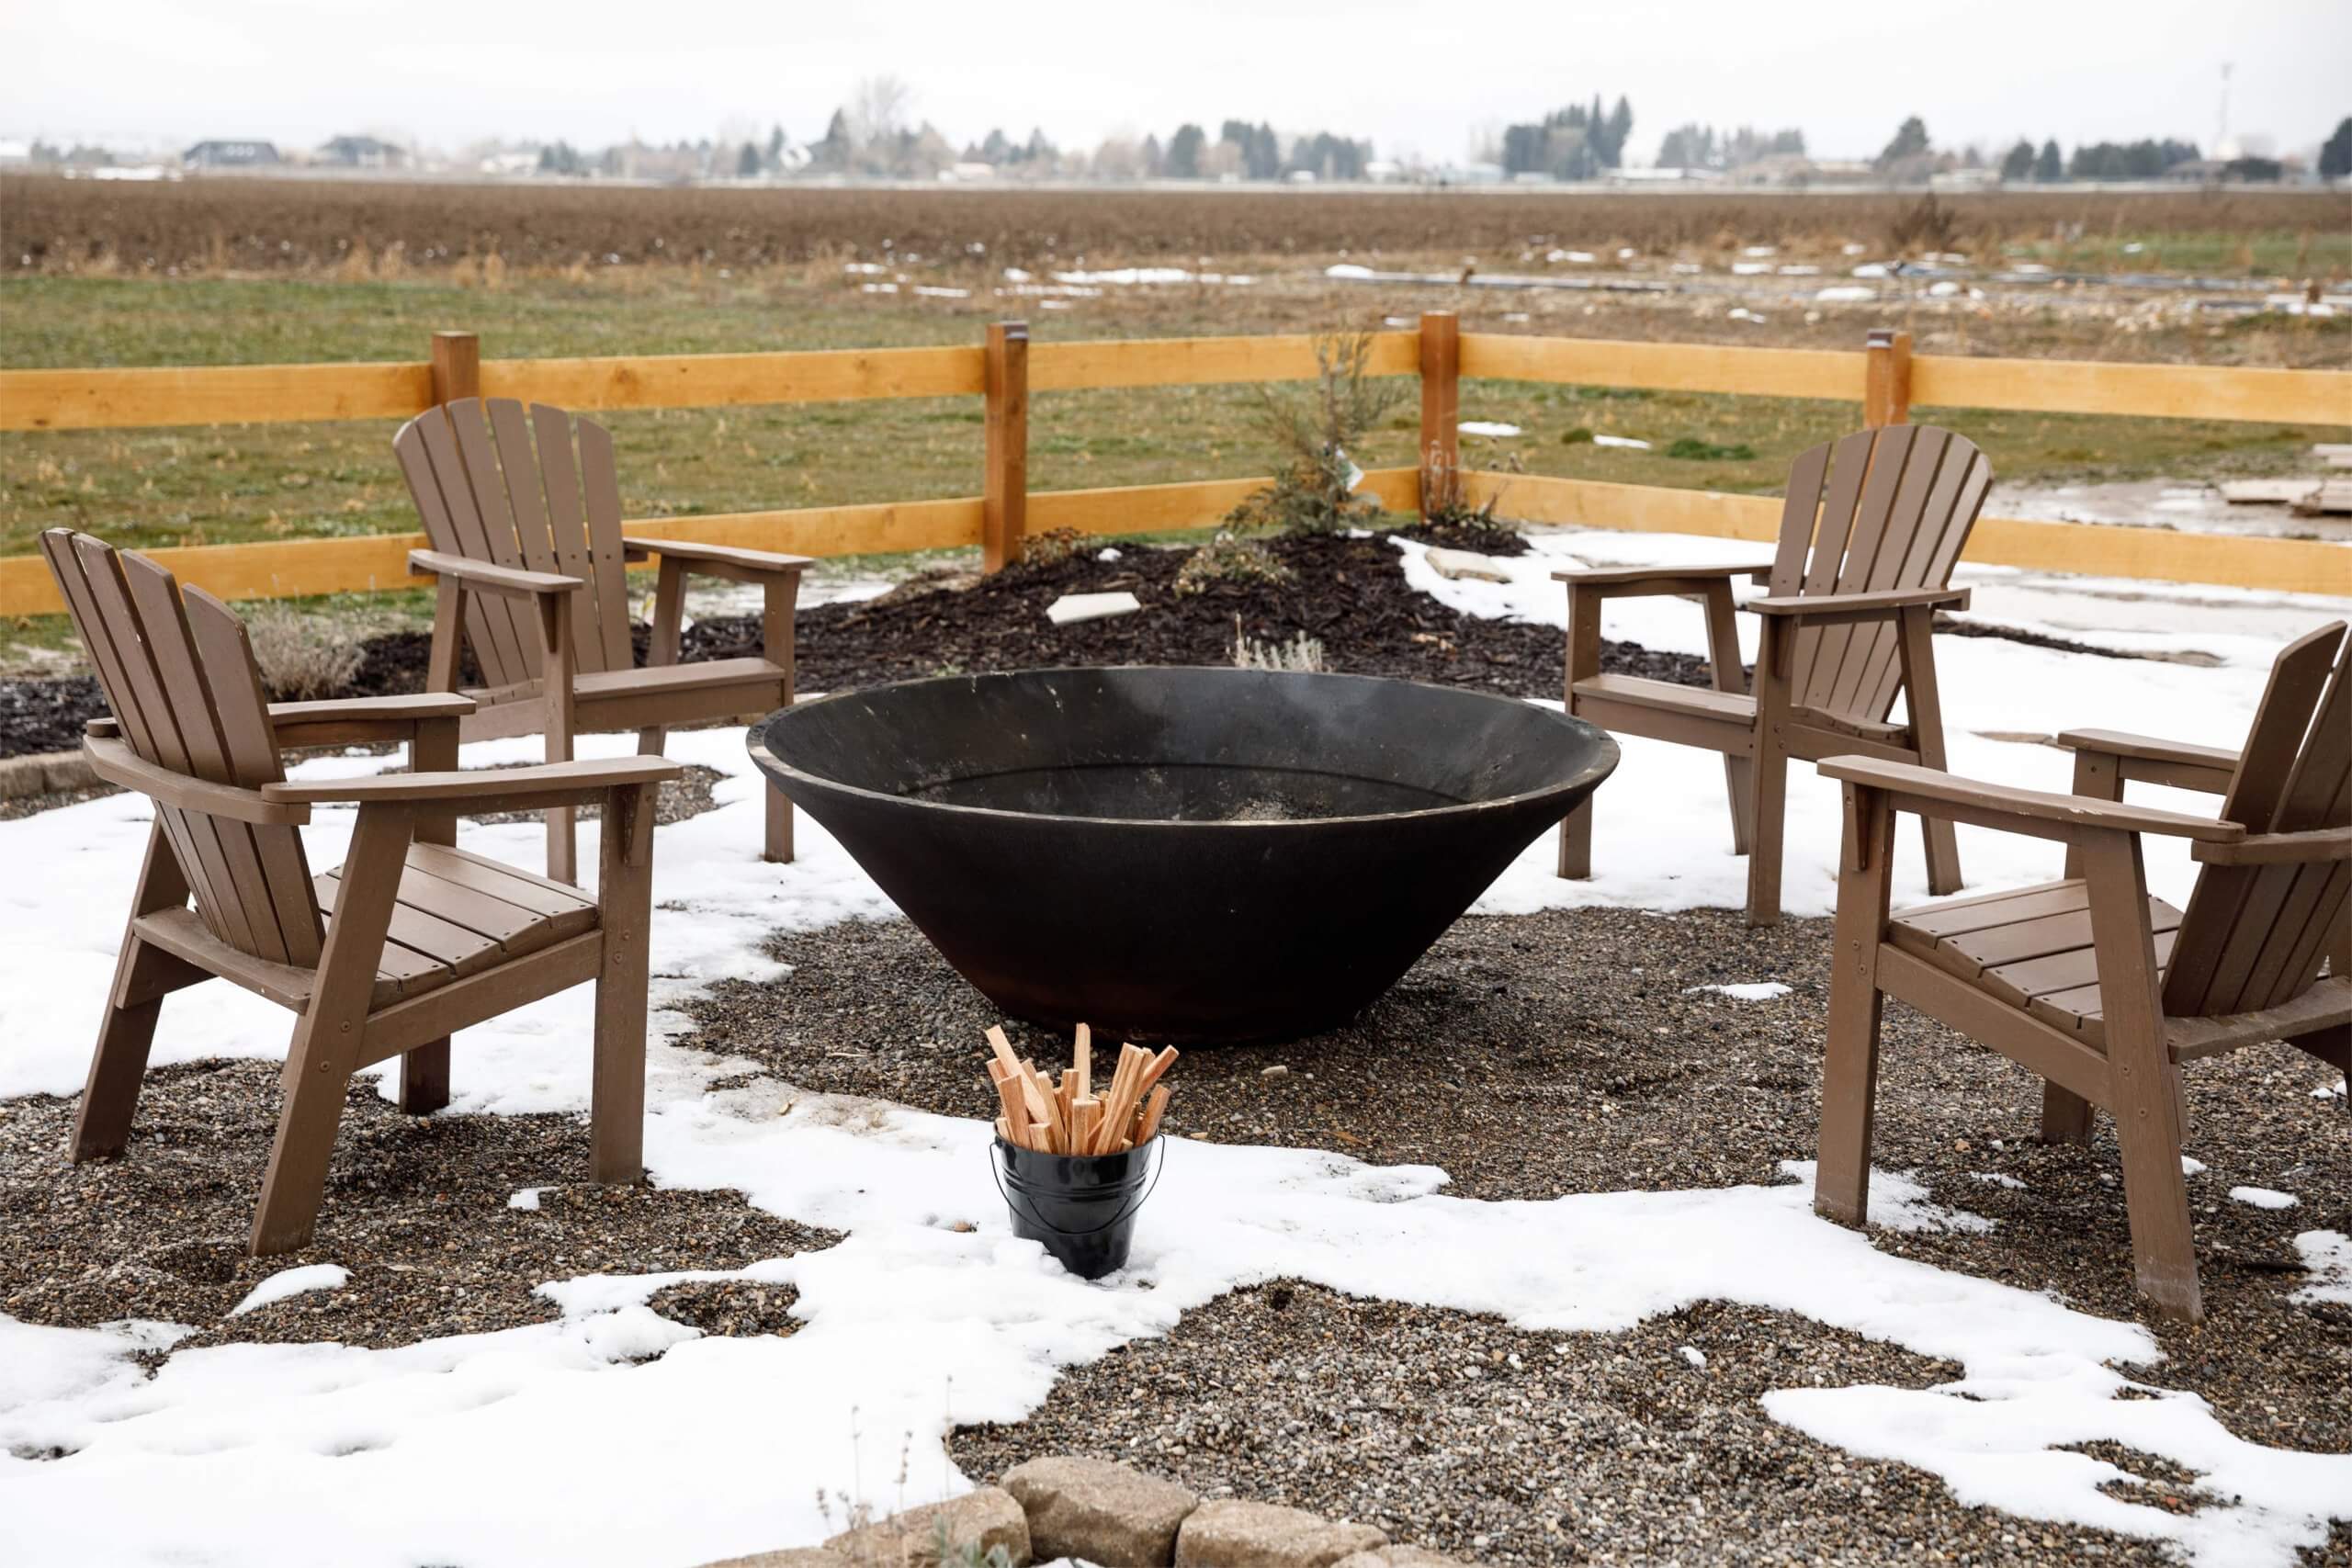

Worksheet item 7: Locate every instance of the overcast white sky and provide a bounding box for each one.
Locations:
[9,0,2348,164]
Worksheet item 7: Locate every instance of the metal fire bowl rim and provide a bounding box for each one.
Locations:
[748,665,1619,831]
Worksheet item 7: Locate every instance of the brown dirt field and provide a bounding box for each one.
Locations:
[7,174,2345,276]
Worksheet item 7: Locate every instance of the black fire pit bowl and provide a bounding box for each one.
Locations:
[749,667,1617,1045]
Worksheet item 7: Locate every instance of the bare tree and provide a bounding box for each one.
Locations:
[848,74,912,147]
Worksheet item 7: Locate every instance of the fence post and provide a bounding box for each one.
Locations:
[1862,328,1912,427]
[430,331,480,406]
[1418,311,1461,518]
[983,321,1030,572]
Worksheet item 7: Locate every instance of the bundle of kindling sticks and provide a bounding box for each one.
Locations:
[986,1022,1176,1156]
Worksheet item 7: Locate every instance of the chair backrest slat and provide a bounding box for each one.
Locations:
[2165,621,2351,1018]
[571,412,636,671]
[39,531,321,968]
[393,398,636,686]
[1764,425,1992,725]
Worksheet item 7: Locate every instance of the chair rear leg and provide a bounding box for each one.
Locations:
[2039,1082,2095,1145]
[398,1038,451,1115]
[1919,816,1964,897]
[252,1049,354,1255]
[74,942,173,1160]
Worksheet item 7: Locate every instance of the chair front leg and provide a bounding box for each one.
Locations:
[537,592,579,886]
[636,558,686,758]
[590,781,656,1185]
[763,570,798,864]
[253,804,413,1256]
[1703,581,1755,856]
[1895,604,1964,896]
[1746,619,1793,927]
[2080,829,2202,1322]
[1557,581,1600,879]
[1815,783,1895,1225]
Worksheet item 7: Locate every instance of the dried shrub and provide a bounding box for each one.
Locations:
[1886,192,1962,254]
[1173,531,1295,597]
[1019,526,1091,567]
[1232,621,1327,673]
[242,604,363,702]
[1226,332,1408,536]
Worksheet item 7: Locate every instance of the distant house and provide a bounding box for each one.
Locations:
[184,140,278,168]
[317,134,407,169]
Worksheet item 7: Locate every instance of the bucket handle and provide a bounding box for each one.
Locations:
[990,1137,1168,1241]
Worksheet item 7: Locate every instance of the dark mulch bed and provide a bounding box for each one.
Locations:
[2,533,1702,760]
[0,1059,837,1350]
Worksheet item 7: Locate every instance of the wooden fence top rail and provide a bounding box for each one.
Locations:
[6,329,2345,432]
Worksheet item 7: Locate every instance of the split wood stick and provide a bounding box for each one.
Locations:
[992,1071,1027,1141]
[1027,1063,1070,1153]
[1136,1084,1170,1145]
[1030,1120,1052,1150]
[1073,1022,1092,1101]
[1071,1095,1102,1155]
[994,1114,1012,1144]
[1057,1069,1076,1131]
[1097,1044,1149,1142]
[986,1025,1023,1080]
[1132,1046,1180,1101]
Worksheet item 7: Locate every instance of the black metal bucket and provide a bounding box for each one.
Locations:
[993,1135,1164,1280]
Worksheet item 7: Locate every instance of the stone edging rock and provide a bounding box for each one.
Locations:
[702,1455,1472,1568]
[0,750,96,801]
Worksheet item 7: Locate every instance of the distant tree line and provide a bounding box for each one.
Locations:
[1498,96,1634,178]
[1657,122,1804,172]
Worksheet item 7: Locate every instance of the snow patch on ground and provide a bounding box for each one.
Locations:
[1458,421,1523,438]
[1685,982,1792,1002]
[227,1264,349,1317]
[2230,1186,2300,1211]
[2291,1232,2352,1305]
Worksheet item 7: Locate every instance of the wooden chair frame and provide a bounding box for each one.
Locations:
[1811,622,2352,1321]
[397,398,809,883]
[42,528,683,1255]
[1555,424,1993,925]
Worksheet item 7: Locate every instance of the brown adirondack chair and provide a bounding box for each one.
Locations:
[394,397,808,883]
[1555,424,1993,925]
[40,529,682,1255]
[1813,620,2352,1322]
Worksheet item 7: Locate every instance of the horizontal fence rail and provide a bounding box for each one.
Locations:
[2,316,2347,615]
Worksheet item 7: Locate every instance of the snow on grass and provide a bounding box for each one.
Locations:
[2230,1186,2300,1211]
[2,539,2348,1565]
[1815,285,1878,302]
[1457,421,1522,438]
[228,1264,349,1317]
[1685,982,1791,1002]
[2291,1233,2352,1305]
[1591,434,1649,449]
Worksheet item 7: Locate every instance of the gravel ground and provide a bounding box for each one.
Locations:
[675,908,2349,1564]
[0,1059,835,1350]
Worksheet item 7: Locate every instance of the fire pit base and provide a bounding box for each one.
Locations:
[750,667,1617,1044]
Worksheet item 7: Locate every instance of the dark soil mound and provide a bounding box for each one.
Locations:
[2,534,1710,758]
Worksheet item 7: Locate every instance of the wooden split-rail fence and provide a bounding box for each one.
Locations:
[2,316,2348,615]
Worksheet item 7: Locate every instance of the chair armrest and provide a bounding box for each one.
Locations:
[2056,728,2240,795]
[625,536,814,583]
[2191,826,2351,866]
[1745,586,1971,621]
[260,755,683,808]
[84,737,310,826]
[1818,755,2245,845]
[266,693,476,745]
[85,716,120,739]
[1551,561,1770,587]
[408,549,582,599]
